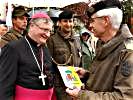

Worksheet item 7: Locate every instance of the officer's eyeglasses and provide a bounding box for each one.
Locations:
[34,23,52,33]
[88,16,103,23]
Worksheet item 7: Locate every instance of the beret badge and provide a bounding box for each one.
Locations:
[88,7,95,14]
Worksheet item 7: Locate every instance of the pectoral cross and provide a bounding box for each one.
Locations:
[39,73,47,86]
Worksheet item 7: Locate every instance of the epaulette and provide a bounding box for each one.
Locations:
[124,38,133,50]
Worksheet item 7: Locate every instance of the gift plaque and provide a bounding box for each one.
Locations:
[57,66,83,89]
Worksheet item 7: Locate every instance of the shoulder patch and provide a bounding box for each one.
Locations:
[124,39,133,50]
[121,61,132,77]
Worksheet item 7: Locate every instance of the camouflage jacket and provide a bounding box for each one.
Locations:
[0,28,23,48]
[47,30,82,100]
[47,30,81,67]
[78,29,133,100]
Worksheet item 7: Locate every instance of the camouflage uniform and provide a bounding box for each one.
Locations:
[47,29,82,100]
[0,29,23,48]
[77,29,133,100]
[0,6,29,48]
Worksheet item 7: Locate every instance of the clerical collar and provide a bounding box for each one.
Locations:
[26,35,44,47]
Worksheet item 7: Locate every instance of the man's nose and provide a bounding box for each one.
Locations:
[24,18,28,23]
[45,32,50,38]
[86,23,92,32]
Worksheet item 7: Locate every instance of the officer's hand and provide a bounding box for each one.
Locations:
[75,67,86,78]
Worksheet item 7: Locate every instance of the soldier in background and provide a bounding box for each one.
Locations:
[47,9,82,100]
[80,31,95,70]
[0,6,29,48]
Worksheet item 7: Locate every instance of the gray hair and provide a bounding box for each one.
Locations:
[95,7,123,29]
[30,18,53,26]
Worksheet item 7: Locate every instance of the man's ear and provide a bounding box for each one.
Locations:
[12,18,17,24]
[57,20,61,27]
[103,16,110,26]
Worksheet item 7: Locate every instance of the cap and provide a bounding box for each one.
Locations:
[12,6,29,18]
[31,12,50,19]
[59,9,74,20]
[87,0,122,18]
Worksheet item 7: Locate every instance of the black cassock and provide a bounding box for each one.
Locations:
[0,36,54,100]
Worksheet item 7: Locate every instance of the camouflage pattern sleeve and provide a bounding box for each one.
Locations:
[77,50,133,100]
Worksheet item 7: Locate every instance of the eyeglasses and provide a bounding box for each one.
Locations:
[34,23,52,33]
[88,17,103,23]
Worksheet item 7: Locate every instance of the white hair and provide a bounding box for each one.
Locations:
[95,7,123,29]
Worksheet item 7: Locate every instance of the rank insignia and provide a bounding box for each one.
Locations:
[121,61,132,77]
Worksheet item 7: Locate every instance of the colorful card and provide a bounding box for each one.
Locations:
[57,66,83,89]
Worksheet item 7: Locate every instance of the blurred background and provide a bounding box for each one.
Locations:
[0,0,133,33]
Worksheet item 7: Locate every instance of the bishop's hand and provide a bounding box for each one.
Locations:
[66,87,81,98]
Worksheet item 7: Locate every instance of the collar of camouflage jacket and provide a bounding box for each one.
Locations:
[95,27,133,60]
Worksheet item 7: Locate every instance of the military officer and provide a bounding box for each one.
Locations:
[66,0,133,100]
